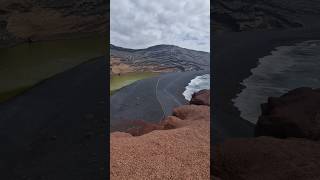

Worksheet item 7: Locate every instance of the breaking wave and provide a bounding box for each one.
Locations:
[183,74,210,101]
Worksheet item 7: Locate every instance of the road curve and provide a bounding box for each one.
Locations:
[110,70,209,130]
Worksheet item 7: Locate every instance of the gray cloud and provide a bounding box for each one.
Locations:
[111,0,210,52]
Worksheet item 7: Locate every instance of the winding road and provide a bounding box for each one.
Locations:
[110,70,209,130]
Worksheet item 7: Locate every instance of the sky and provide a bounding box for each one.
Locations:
[110,0,210,52]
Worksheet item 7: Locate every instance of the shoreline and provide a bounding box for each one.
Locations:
[0,55,105,104]
[213,26,320,141]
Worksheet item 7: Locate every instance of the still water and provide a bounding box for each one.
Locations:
[110,72,159,95]
[0,35,106,102]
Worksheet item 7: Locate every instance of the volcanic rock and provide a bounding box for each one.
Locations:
[120,105,210,136]
[255,87,320,140]
[190,89,210,106]
[212,0,320,32]
[124,120,163,136]
[213,136,320,180]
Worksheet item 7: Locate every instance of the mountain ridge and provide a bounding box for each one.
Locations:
[110,43,210,74]
[110,43,210,53]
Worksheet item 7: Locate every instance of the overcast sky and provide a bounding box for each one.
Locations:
[111,0,210,52]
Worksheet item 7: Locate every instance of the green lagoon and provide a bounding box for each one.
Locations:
[110,72,159,95]
[0,35,106,102]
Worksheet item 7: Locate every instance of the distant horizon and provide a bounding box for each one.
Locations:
[111,0,210,52]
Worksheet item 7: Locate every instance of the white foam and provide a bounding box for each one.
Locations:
[183,74,210,101]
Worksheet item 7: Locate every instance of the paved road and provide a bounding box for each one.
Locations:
[0,57,107,180]
[110,70,209,130]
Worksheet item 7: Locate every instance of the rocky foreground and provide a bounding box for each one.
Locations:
[110,90,210,179]
[213,87,320,179]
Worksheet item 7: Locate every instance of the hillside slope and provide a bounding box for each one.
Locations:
[0,0,107,47]
[212,0,320,32]
[110,44,210,74]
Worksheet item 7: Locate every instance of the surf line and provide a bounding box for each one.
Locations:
[156,76,166,121]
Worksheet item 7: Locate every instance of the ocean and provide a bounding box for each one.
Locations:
[233,40,320,124]
[183,74,210,101]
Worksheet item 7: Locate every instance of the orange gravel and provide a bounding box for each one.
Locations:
[110,105,210,179]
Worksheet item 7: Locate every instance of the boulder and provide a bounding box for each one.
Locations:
[255,87,320,140]
[189,89,210,106]
[213,137,320,180]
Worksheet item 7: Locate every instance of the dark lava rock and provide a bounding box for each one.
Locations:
[213,137,320,180]
[255,87,320,140]
[190,89,210,106]
[212,0,320,32]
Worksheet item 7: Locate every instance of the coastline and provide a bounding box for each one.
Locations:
[213,26,320,141]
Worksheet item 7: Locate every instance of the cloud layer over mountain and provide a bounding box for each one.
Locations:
[111,0,210,52]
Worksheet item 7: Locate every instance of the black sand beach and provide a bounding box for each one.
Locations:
[213,26,320,142]
[110,70,209,131]
[0,57,107,179]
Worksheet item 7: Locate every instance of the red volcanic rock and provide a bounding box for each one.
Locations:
[173,105,210,121]
[190,89,210,106]
[112,104,211,137]
[124,120,163,136]
[161,116,184,130]
[213,137,320,180]
[255,87,320,140]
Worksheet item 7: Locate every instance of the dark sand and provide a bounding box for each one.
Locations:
[213,26,320,142]
[0,57,107,179]
[110,70,209,131]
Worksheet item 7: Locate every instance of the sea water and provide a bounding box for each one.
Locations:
[233,40,320,124]
[183,74,210,101]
